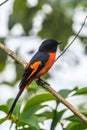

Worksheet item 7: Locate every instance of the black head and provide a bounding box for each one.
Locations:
[39,39,62,52]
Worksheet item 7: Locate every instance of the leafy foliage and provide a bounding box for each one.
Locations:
[0,0,87,77]
[0,0,87,130]
[0,87,87,129]
[8,0,87,49]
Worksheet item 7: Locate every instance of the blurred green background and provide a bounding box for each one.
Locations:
[0,0,87,130]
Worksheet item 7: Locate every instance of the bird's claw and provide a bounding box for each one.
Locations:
[36,78,50,86]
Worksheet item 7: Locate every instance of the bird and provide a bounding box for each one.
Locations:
[7,39,62,119]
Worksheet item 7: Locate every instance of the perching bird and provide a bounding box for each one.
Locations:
[7,39,62,119]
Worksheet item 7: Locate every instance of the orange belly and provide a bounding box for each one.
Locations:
[36,52,56,77]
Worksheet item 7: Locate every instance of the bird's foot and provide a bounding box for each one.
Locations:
[36,78,50,86]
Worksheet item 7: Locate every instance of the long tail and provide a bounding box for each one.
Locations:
[6,87,25,119]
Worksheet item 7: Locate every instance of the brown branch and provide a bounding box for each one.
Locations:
[0,43,87,123]
[36,79,87,123]
[0,0,9,6]
[0,43,26,68]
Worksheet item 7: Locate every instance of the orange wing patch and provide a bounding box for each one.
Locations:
[27,61,42,80]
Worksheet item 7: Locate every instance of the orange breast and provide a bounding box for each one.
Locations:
[36,52,56,77]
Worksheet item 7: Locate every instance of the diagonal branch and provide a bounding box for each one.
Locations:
[55,16,87,62]
[0,42,87,123]
[0,43,26,68]
[36,78,87,123]
[0,0,9,6]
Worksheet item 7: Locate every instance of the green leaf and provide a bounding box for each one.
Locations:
[50,109,66,130]
[20,93,56,129]
[8,14,18,30]
[65,114,87,122]
[17,126,40,130]
[65,115,83,122]
[17,118,40,130]
[13,0,27,18]
[27,80,52,98]
[0,117,6,124]
[11,0,39,34]
[59,89,72,98]
[7,98,21,118]
[37,111,53,121]
[20,105,41,129]
[17,118,41,130]
[38,11,73,49]
[23,92,56,111]
[27,81,40,93]
[65,122,87,130]
[0,105,8,113]
[74,87,87,95]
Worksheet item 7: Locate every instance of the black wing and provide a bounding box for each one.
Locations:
[19,51,49,89]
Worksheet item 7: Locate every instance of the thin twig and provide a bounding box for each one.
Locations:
[0,0,9,6]
[55,16,87,62]
[9,121,13,130]
[0,43,26,68]
[0,43,87,123]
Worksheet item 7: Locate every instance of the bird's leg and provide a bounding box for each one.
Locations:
[36,78,50,86]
